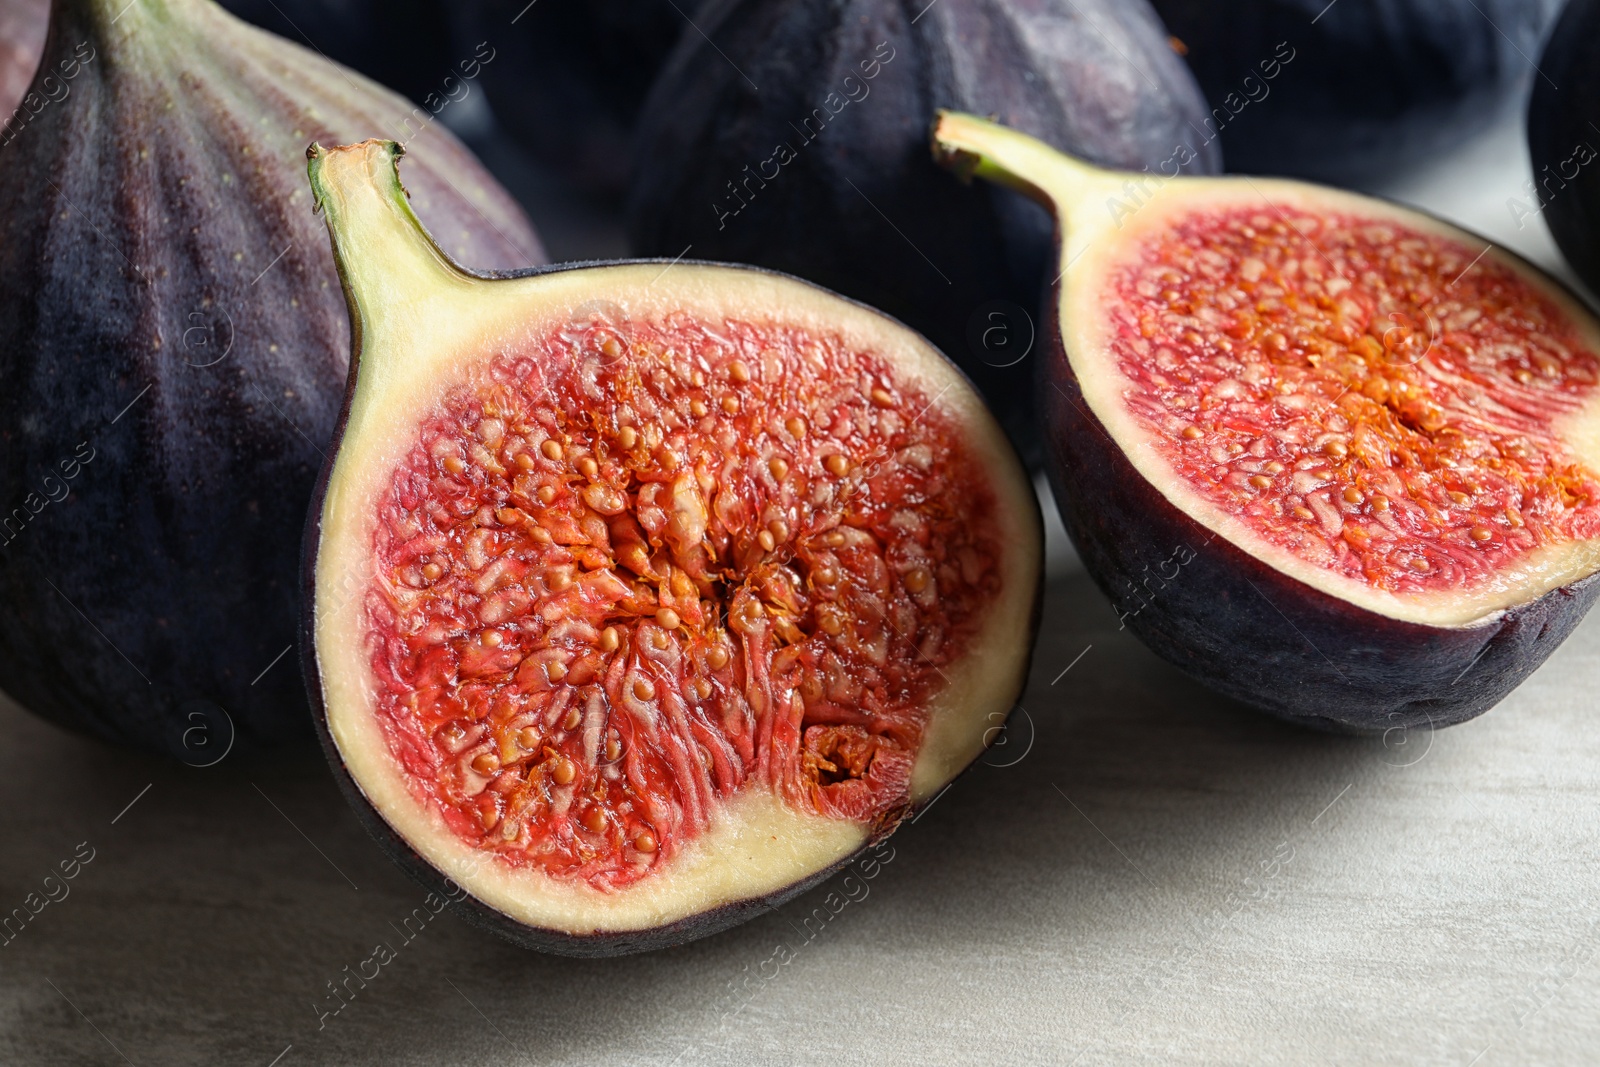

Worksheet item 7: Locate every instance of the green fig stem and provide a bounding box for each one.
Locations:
[930,110,1114,220]
[308,139,476,340]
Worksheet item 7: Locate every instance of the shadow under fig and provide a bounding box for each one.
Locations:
[0,570,1408,1065]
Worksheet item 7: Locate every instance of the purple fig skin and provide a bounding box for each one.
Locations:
[1152,0,1564,184]
[628,0,1220,466]
[1529,0,1600,302]
[0,0,543,758]
[1039,270,1600,735]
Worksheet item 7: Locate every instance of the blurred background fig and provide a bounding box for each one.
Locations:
[452,0,686,201]
[1528,0,1600,301]
[627,0,1220,465]
[218,0,459,112]
[1151,0,1564,185]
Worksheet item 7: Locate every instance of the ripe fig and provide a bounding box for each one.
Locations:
[933,112,1600,733]
[0,0,543,758]
[1528,0,1600,299]
[0,0,46,118]
[303,140,1040,954]
[1151,0,1563,184]
[627,0,1220,465]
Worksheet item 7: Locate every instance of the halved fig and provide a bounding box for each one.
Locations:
[303,141,1041,954]
[933,112,1600,733]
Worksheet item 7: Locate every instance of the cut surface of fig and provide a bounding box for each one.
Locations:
[933,112,1600,730]
[307,141,1040,951]
[1105,204,1600,623]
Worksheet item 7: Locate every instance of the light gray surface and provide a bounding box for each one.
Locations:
[5,102,1600,1067]
[5,560,1600,1066]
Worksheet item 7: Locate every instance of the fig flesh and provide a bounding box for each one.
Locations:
[627,0,1219,465]
[0,0,543,757]
[1152,0,1563,184]
[933,113,1600,732]
[304,141,1041,953]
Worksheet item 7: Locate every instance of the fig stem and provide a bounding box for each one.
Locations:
[307,139,480,354]
[930,110,1113,220]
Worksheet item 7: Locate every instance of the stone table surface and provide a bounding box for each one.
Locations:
[4,107,1600,1067]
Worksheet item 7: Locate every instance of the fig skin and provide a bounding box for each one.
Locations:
[1528,0,1600,301]
[1152,0,1563,184]
[0,0,543,758]
[933,113,1600,733]
[627,0,1219,466]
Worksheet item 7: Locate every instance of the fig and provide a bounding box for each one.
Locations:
[0,0,543,757]
[1151,0,1563,184]
[0,0,46,119]
[933,112,1600,732]
[627,0,1219,465]
[454,0,684,199]
[303,140,1040,953]
[1528,0,1600,299]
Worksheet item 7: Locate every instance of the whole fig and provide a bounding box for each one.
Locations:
[627,0,1220,463]
[0,0,543,758]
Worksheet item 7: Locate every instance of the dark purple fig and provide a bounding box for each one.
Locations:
[934,112,1600,732]
[1152,0,1563,184]
[626,0,1220,466]
[0,0,47,119]
[1528,0,1600,300]
[0,0,544,759]
[303,139,1040,953]
[452,0,685,200]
